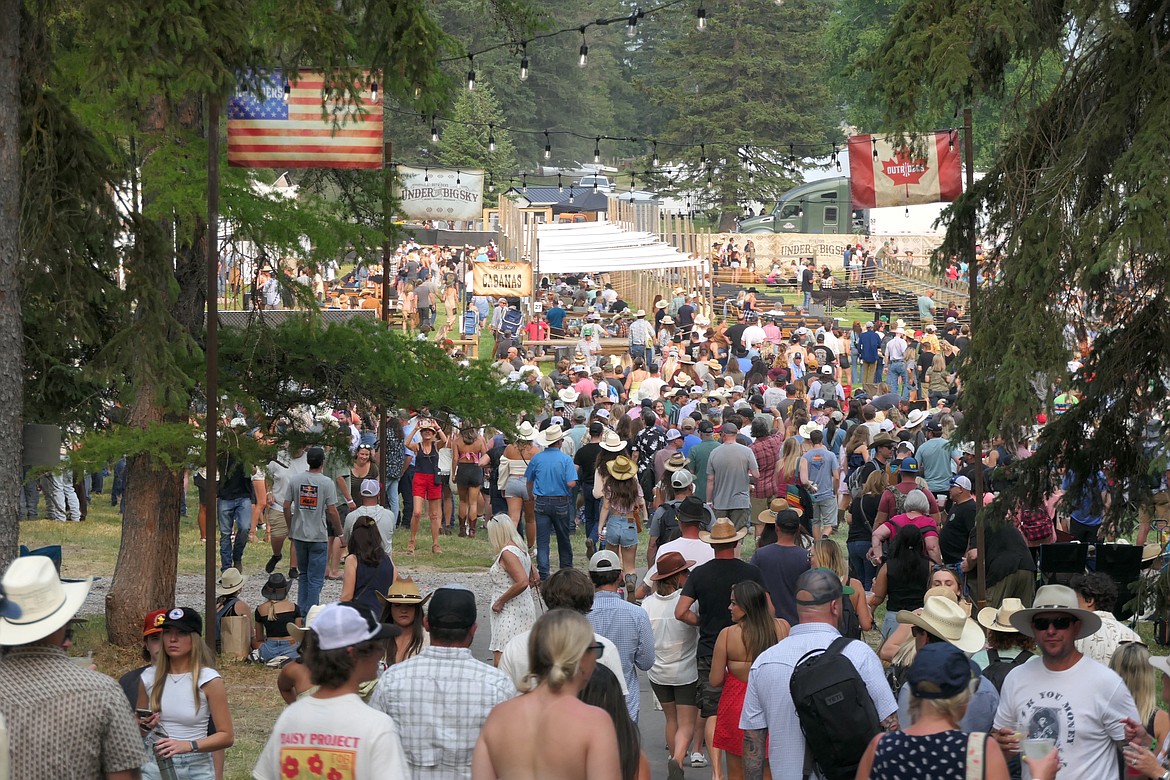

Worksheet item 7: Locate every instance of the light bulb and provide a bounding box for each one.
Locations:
[652,141,659,167]
[579,43,589,68]
[413,85,421,100]
[696,6,706,30]
[283,82,291,101]
[544,132,551,160]
[467,69,475,91]
[489,178,495,193]
[594,138,601,164]
[519,56,529,81]
[749,171,755,185]
[488,126,496,153]
[431,115,438,144]
[370,82,378,102]
[627,14,637,37]
[558,174,564,193]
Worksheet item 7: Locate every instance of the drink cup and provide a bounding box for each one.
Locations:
[1022,738,1054,760]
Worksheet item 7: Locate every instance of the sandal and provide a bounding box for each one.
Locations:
[432,543,442,554]
[405,543,416,555]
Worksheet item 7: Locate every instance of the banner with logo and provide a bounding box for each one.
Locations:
[397,166,485,221]
[473,261,532,297]
[709,233,944,264]
[847,132,962,208]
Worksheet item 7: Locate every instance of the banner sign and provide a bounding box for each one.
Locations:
[848,132,962,208]
[709,233,944,264]
[397,166,485,222]
[228,69,383,169]
[473,261,532,297]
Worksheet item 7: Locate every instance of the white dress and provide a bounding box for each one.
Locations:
[488,545,537,652]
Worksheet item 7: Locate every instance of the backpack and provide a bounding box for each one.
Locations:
[816,378,838,404]
[838,593,862,640]
[847,463,868,499]
[1016,506,1054,542]
[981,648,1032,693]
[790,636,882,780]
[655,501,682,545]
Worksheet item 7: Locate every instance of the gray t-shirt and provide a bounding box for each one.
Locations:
[285,471,337,543]
[801,447,840,500]
[706,443,758,510]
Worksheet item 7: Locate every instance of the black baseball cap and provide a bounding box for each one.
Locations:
[427,585,477,630]
[161,607,203,635]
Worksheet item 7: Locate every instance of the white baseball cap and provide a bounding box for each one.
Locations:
[311,603,400,651]
[359,479,381,497]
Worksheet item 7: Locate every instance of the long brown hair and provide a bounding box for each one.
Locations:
[734,581,782,661]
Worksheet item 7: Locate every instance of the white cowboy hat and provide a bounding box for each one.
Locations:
[1009,584,1102,640]
[635,309,647,318]
[656,300,669,309]
[977,598,1025,634]
[287,604,326,642]
[599,430,626,452]
[540,424,566,446]
[558,388,580,404]
[215,567,246,596]
[0,557,93,646]
[661,316,674,325]
[797,422,824,439]
[903,409,930,429]
[515,421,538,441]
[896,595,985,653]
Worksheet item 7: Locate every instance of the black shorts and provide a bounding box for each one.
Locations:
[455,462,484,488]
[651,680,698,707]
[696,654,722,718]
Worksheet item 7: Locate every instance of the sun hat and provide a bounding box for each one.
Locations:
[904,409,930,429]
[0,557,92,646]
[671,469,695,489]
[977,598,1025,634]
[589,550,622,573]
[924,585,961,605]
[261,573,291,600]
[606,455,637,481]
[663,452,690,472]
[896,596,985,653]
[427,585,477,630]
[142,608,168,638]
[599,430,625,452]
[797,422,824,439]
[794,567,854,606]
[515,421,538,441]
[959,441,977,456]
[1143,544,1164,563]
[288,604,326,642]
[908,642,973,700]
[871,432,898,448]
[215,568,246,597]
[635,309,647,318]
[756,498,786,525]
[312,603,400,650]
[558,388,580,403]
[1009,584,1102,639]
[661,316,674,325]
[699,518,749,545]
[651,551,695,581]
[161,607,203,635]
[377,576,432,606]
[359,479,381,497]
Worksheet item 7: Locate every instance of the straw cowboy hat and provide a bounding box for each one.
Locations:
[977,598,1025,634]
[635,309,647,318]
[699,518,749,545]
[756,498,787,525]
[288,604,326,642]
[558,388,580,404]
[515,421,538,441]
[656,300,669,309]
[606,456,637,481]
[215,568,246,597]
[1142,544,1164,563]
[600,430,626,452]
[903,409,930,430]
[377,576,432,606]
[0,556,92,646]
[1008,584,1102,640]
[896,595,985,653]
[663,453,690,473]
[661,316,675,325]
[540,424,567,446]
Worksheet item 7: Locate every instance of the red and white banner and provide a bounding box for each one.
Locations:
[848,132,962,208]
[228,69,383,169]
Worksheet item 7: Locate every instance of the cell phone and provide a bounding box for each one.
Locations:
[136,708,154,719]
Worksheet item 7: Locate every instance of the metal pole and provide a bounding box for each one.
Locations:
[380,141,392,502]
[204,93,221,653]
[963,107,987,609]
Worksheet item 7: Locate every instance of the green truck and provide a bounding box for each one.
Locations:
[738,177,869,235]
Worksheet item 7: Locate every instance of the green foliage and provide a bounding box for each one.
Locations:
[438,85,517,205]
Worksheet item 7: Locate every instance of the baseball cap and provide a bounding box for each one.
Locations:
[821,365,833,375]
[907,642,972,700]
[900,457,921,474]
[359,479,381,497]
[426,585,477,631]
[595,408,611,420]
[680,418,696,430]
[574,408,588,420]
[671,469,695,489]
[142,608,168,638]
[312,602,401,650]
[589,550,622,573]
[697,420,714,434]
[950,475,973,491]
[689,386,704,396]
[794,568,854,607]
[720,422,739,435]
[161,607,203,635]
[666,429,683,441]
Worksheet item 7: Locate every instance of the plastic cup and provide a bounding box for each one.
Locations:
[1022,738,1055,760]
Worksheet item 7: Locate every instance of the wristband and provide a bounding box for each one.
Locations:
[190,740,199,753]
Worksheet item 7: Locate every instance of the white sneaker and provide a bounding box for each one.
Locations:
[690,752,708,768]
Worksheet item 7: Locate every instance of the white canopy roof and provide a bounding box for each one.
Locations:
[536,221,702,274]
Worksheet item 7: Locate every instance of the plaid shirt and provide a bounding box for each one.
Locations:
[370,645,516,779]
[588,591,655,722]
[750,432,785,499]
[0,646,146,779]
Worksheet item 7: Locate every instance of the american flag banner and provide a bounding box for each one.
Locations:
[227,69,383,169]
[847,132,962,209]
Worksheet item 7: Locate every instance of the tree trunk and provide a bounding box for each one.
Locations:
[105,95,207,645]
[0,0,23,569]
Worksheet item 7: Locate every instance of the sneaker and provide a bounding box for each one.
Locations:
[265,554,282,574]
[288,567,299,580]
[690,752,708,768]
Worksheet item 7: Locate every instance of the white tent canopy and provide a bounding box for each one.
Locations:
[536,220,703,274]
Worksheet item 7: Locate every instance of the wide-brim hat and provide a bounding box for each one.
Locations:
[1149,654,1170,679]
[377,576,433,606]
[904,409,930,429]
[0,557,92,646]
[661,317,674,325]
[516,421,538,441]
[1142,543,1163,563]
[215,567,246,596]
[599,430,626,452]
[757,497,787,525]
[540,424,566,446]
[1009,584,1102,639]
[798,422,823,439]
[896,596,985,653]
[871,432,898,448]
[558,388,580,404]
[977,597,1025,634]
[261,573,291,599]
[635,309,647,318]
[287,604,326,642]
[656,300,669,309]
[651,551,696,581]
[663,453,690,473]
[606,455,637,481]
[699,518,749,545]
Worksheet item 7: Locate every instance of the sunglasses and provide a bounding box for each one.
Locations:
[1031,616,1076,631]
[586,642,605,658]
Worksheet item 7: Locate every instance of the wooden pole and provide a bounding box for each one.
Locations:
[379,141,392,499]
[964,108,987,610]
[204,93,220,652]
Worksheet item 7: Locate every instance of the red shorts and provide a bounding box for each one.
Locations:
[412,471,442,501]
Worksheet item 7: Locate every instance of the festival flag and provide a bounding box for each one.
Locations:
[847,132,962,209]
[227,69,382,169]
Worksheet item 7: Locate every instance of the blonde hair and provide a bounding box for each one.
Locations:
[487,513,525,556]
[777,437,803,482]
[1111,642,1156,725]
[863,468,890,495]
[932,354,946,372]
[909,684,971,726]
[149,627,216,712]
[811,539,848,582]
[524,609,593,693]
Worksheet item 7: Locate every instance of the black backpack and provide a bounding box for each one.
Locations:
[981,648,1032,693]
[790,636,882,780]
[655,501,682,545]
[838,594,862,640]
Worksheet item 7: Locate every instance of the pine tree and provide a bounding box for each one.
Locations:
[438,84,517,205]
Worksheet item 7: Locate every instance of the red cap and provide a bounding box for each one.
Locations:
[1035,413,1048,425]
[143,608,168,637]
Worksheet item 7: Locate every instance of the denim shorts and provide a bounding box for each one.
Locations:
[504,476,531,500]
[605,516,639,547]
[144,751,215,780]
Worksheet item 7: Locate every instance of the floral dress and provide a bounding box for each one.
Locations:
[488,545,536,652]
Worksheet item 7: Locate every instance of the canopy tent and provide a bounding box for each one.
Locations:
[536,220,703,274]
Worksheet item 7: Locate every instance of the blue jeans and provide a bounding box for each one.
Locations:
[629,345,653,366]
[534,496,573,580]
[143,751,215,780]
[583,492,601,544]
[384,476,400,519]
[217,496,252,571]
[292,539,327,612]
[887,360,911,400]
[256,637,298,662]
[803,291,812,310]
[847,540,877,591]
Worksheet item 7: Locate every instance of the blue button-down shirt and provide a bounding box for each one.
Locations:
[588,590,655,722]
[524,448,577,497]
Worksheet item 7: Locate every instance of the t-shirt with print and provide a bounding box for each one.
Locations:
[801,447,839,500]
[253,693,410,780]
[286,471,338,543]
[994,655,1137,780]
[681,558,765,659]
